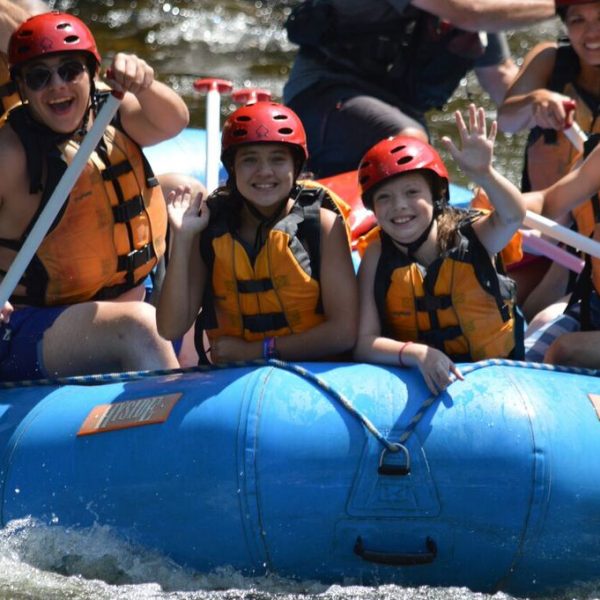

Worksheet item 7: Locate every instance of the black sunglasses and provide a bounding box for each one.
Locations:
[23,60,87,92]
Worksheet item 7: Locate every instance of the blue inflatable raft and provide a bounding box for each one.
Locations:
[2,359,600,597]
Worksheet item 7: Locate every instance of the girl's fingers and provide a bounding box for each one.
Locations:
[478,107,486,135]
[454,109,467,137]
[449,363,464,381]
[468,103,477,131]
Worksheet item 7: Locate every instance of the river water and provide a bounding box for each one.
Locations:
[2,2,591,599]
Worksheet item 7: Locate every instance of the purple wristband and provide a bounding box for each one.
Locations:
[262,336,278,359]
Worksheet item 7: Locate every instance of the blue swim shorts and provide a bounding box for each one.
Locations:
[0,305,68,381]
[524,291,600,362]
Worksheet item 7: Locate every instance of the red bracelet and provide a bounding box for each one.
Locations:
[398,341,412,367]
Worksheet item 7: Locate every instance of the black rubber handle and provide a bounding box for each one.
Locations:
[354,536,437,566]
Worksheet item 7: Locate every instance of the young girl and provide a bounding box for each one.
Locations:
[156,101,358,363]
[354,104,526,394]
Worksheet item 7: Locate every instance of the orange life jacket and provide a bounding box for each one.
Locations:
[374,223,522,361]
[0,99,167,305]
[198,185,338,345]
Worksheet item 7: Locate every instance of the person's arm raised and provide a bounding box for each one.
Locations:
[107,53,189,147]
[156,187,209,341]
[412,0,555,32]
[442,104,526,255]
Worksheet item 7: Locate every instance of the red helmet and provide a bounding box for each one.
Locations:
[9,12,101,72]
[221,102,308,172]
[358,135,449,208]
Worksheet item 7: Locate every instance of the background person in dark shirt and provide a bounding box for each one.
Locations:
[283,0,522,177]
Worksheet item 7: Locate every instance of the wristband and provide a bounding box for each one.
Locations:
[262,336,279,359]
[398,341,412,367]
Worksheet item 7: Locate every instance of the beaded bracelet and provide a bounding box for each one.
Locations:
[262,336,279,359]
[398,341,413,367]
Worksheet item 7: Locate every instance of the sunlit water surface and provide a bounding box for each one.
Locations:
[2,2,590,599]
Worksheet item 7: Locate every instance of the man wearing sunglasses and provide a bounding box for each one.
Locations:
[0,11,190,381]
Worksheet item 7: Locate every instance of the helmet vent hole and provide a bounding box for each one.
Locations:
[397,156,413,165]
[64,35,81,45]
[278,127,293,135]
[232,129,247,138]
[56,22,72,30]
[236,115,251,122]
[390,145,407,154]
[273,114,288,121]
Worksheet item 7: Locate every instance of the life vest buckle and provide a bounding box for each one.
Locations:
[113,195,146,223]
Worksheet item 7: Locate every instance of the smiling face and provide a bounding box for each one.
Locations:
[372,172,436,244]
[565,2,600,66]
[233,143,296,216]
[17,52,91,134]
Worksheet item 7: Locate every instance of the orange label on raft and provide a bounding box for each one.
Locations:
[77,393,182,436]
[588,394,600,420]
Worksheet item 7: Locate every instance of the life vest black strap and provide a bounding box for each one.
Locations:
[566,255,593,330]
[112,195,146,223]
[415,294,452,312]
[102,160,133,181]
[0,238,22,251]
[237,278,274,293]
[0,81,16,108]
[92,278,146,301]
[420,325,463,345]
[242,312,289,333]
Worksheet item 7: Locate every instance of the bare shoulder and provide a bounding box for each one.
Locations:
[0,124,35,233]
[357,239,382,278]
[362,238,381,263]
[0,125,27,188]
[520,41,558,74]
[505,41,558,94]
[319,206,346,234]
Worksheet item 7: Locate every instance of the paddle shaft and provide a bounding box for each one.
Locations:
[205,87,221,193]
[193,78,232,193]
[524,210,600,261]
[0,91,122,308]
[520,229,584,273]
[564,121,586,152]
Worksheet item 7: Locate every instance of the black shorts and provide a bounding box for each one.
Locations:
[287,83,427,178]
